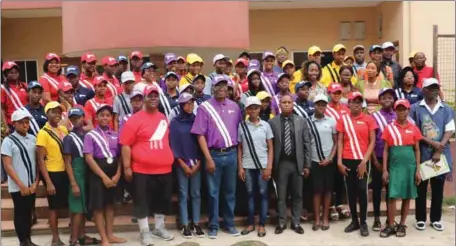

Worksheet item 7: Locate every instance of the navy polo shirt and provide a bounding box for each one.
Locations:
[74,86,95,106]
[194,94,211,106]
[24,104,47,134]
[295,99,315,117]
[395,87,423,105]
[410,99,455,178]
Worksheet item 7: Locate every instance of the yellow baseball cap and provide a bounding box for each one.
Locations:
[256,91,272,101]
[282,60,295,69]
[44,101,63,114]
[308,46,322,56]
[186,53,204,65]
[333,44,347,53]
[409,51,417,59]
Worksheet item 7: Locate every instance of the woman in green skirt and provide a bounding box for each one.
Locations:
[380,99,423,238]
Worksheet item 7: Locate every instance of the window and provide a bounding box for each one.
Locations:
[292,51,334,70]
[14,60,38,82]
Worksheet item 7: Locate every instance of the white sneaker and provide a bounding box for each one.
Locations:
[430,221,444,231]
[140,230,154,246]
[152,228,174,241]
[415,221,426,230]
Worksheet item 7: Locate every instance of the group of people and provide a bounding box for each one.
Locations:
[0,42,454,246]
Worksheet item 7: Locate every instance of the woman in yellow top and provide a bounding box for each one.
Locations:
[36,101,69,246]
[356,61,392,114]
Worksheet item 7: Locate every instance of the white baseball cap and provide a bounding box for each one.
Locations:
[11,109,32,122]
[245,96,261,108]
[213,54,228,65]
[381,41,395,50]
[313,94,329,103]
[121,71,135,83]
[422,78,440,88]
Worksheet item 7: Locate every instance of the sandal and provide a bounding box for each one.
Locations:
[78,236,101,245]
[241,226,255,235]
[321,224,330,231]
[336,205,350,219]
[51,240,65,246]
[396,224,406,237]
[312,223,321,231]
[380,226,395,238]
[329,207,339,221]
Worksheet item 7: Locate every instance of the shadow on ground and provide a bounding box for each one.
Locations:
[175,241,268,246]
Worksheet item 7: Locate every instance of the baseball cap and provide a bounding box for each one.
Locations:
[353,45,365,52]
[59,81,74,92]
[11,109,32,122]
[277,73,290,82]
[130,51,143,59]
[101,56,117,66]
[93,76,108,86]
[65,65,80,77]
[143,85,159,96]
[328,83,343,93]
[2,61,19,71]
[81,52,97,63]
[256,91,272,101]
[192,74,206,83]
[262,51,275,60]
[27,81,43,91]
[129,90,144,99]
[409,51,417,59]
[313,94,329,104]
[394,99,411,109]
[347,91,364,101]
[248,59,260,70]
[164,53,177,64]
[235,58,248,67]
[213,54,228,65]
[179,83,194,93]
[369,45,383,53]
[295,81,312,92]
[45,53,60,62]
[238,51,250,59]
[120,71,135,83]
[333,44,347,53]
[245,96,261,108]
[227,58,233,65]
[164,71,179,80]
[68,107,84,117]
[117,55,128,63]
[176,56,186,62]
[186,53,203,65]
[282,60,295,69]
[141,62,157,72]
[178,92,194,104]
[422,78,440,88]
[211,74,229,86]
[308,46,322,56]
[378,87,396,99]
[247,69,261,78]
[382,41,395,50]
[96,104,113,115]
[344,56,355,62]
[44,101,63,114]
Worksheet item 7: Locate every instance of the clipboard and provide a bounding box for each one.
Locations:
[419,154,450,181]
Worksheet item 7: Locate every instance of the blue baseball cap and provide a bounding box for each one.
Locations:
[164,71,179,80]
[68,107,84,117]
[295,81,312,92]
[27,81,43,91]
[378,87,397,99]
[369,45,383,53]
[65,65,80,77]
[141,62,157,72]
[117,55,128,63]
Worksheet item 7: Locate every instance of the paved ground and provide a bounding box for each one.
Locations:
[2,213,454,246]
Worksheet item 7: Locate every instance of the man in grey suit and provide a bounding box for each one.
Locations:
[269,94,312,235]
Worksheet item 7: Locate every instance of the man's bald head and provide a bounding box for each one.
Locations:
[280,94,293,115]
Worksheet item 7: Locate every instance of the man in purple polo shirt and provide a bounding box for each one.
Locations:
[191,74,242,239]
[262,51,279,94]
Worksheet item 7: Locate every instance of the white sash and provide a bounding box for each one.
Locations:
[395,88,405,99]
[372,111,388,132]
[153,82,172,117]
[273,95,282,114]
[42,73,59,90]
[87,130,113,159]
[79,80,94,90]
[386,124,403,146]
[201,101,233,148]
[106,79,118,97]
[342,114,363,160]
[260,74,275,97]
[1,85,24,110]
[293,102,309,118]
[69,132,84,157]
[325,105,340,120]
[19,107,40,136]
[88,99,102,113]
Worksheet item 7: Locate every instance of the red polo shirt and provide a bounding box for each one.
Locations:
[1,82,28,125]
[382,120,423,147]
[83,96,114,128]
[325,101,349,121]
[414,66,440,89]
[133,71,142,83]
[103,73,123,98]
[39,73,63,101]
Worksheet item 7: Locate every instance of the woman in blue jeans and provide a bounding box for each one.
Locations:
[169,92,204,238]
[237,96,274,237]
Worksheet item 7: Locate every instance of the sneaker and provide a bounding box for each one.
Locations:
[181,225,193,239]
[360,223,369,237]
[140,230,154,246]
[225,227,240,236]
[372,219,382,231]
[208,229,218,239]
[152,228,174,241]
[193,224,205,238]
[344,221,360,233]
[430,221,444,231]
[415,221,426,231]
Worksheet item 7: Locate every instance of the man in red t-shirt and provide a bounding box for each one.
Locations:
[120,85,174,244]
[413,52,443,100]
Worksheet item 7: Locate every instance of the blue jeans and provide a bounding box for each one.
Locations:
[176,166,201,226]
[207,149,237,230]
[244,169,269,226]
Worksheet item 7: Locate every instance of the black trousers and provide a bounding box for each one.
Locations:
[415,177,445,223]
[371,158,389,218]
[332,158,346,207]
[133,172,173,218]
[11,192,36,242]
[343,159,369,224]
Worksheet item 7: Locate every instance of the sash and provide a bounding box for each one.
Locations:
[260,74,275,97]
[87,130,113,160]
[1,85,24,110]
[79,80,94,90]
[117,93,131,116]
[42,128,64,155]
[306,118,325,162]
[153,82,172,117]
[69,132,84,158]
[201,101,233,148]
[8,135,34,186]
[395,88,405,100]
[240,122,262,170]
[106,80,118,97]
[19,107,40,136]
[341,114,363,160]
[372,111,388,132]
[293,102,309,118]
[386,124,403,146]
[42,73,59,90]
[273,95,282,114]
[324,105,340,120]
[325,65,340,83]
[88,99,101,113]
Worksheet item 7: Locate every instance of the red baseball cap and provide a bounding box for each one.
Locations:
[45,53,60,62]
[347,91,364,101]
[143,85,159,95]
[59,81,74,92]
[2,61,19,71]
[130,51,143,59]
[328,83,343,93]
[176,56,186,62]
[81,52,97,63]
[101,56,117,66]
[235,58,248,67]
[394,99,411,109]
[93,76,108,86]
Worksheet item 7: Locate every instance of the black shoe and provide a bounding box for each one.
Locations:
[193,224,205,238]
[372,219,382,231]
[182,225,193,239]
[241,226,255,235]
[131,217,138,223]
[344,221,360,233]
[274,225,286,234]
[360,223,369,237]
[258,226,266,237]
[291,224,304,234]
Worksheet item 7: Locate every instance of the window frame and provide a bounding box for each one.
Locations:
[14,59,38,82]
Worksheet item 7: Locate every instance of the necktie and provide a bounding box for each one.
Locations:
[284,118,292,155]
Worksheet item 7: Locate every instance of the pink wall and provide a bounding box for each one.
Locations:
[1,0,61,9]
[61,1,249,55]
